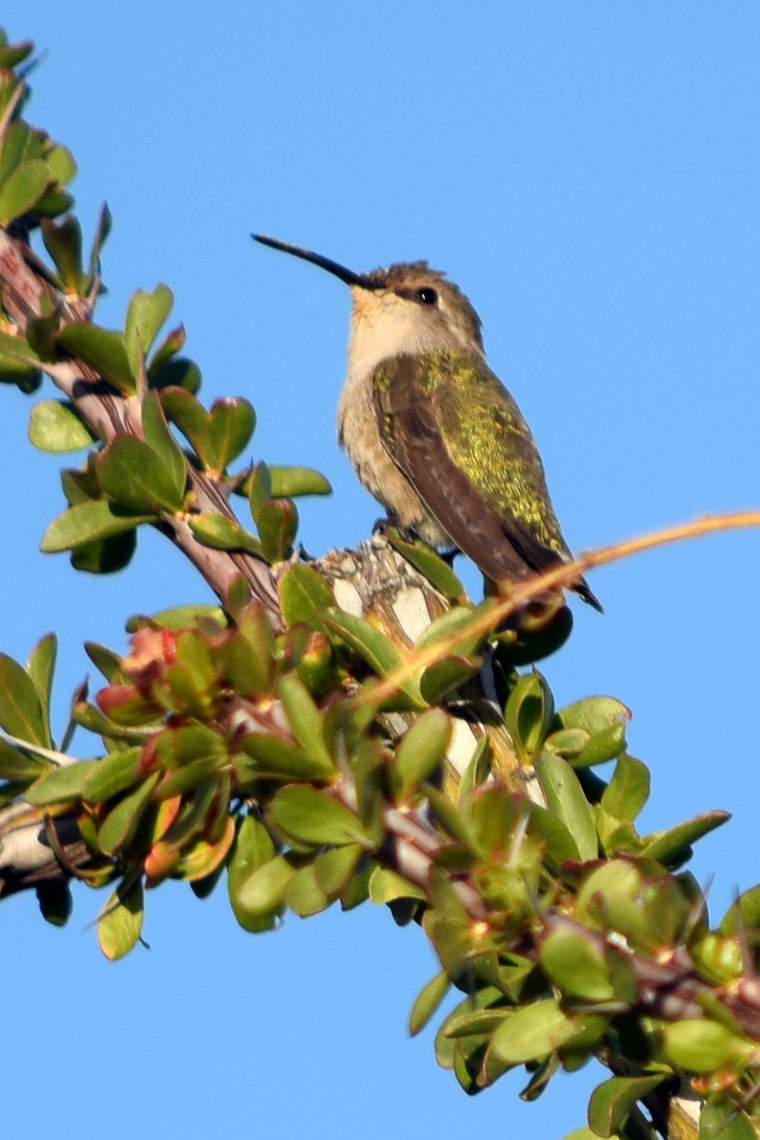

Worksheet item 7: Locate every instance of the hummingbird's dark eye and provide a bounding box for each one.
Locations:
[415,286,438,305]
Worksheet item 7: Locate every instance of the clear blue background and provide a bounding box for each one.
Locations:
[1,5,759,1138]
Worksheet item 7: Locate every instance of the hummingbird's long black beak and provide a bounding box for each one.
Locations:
[253,234,373,289]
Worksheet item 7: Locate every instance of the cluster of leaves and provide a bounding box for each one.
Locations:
[3,574,760,1138]
[2,29,760,1140]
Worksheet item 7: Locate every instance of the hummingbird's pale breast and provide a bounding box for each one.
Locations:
[337,279,483,547]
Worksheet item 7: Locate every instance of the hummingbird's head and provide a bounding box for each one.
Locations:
[253,235,484,380]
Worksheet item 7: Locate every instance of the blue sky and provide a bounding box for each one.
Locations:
[1,4,759,1138]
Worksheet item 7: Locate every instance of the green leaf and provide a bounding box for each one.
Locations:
[86,203,112,289]
[97,879,144,960]
[36,881,73,927]
[285,862,330,916]
[141,389,187,504]
[26,633,56,748]
[97,772,160,855]
[233,851,296,922]
[268,465,331,498]
[97,435,185,513]
[534,752,598,862]
[409,971,451,1036]
[663,1018,755,1072]
[414,606,481,655]
[0,738,51,782]
[0,329,42,366]
[555,696,630,737]
[41,499,153,552]
[458,735,491,798]
[247,461,272,523]
[70,530,137,575]
[576,860,643,918]
[0,158,49,225]
[699,1101,759,1140]
[720,884,760,936]
[155,724,225,771]
[277,673,333,773]
[187,512,263,556]
[314,844,362,896]
[572,721,627,768]
[228,813,279,932]
[236,734,329,781]
[0,41,34,68]
[57,323,135,394]
[369,865,426,904]
[324,609,425,708]
[490,999,576,1064]
[269,786,369,847]
[600,754,650,822]
[539,928,614,1001]
[392,708,451,802]
[207,397,256,471]
[528,803,581,865]
[386,528,465,600]
[26,760,97,805]
[159,387,213,465]
[45,144,77,188]
[81,747,142,805]
[0,652,49,746]
[28,400,95,453]
[641,811,730,869]
[587,1075,665,1138]
[278,563,336,630]
[419,656,479,704]
[40,216,85,293]
[257,498,298,563]
[148,323,185,374]
[505,672,554,761]
[125,285,173,377]
[148,357,201,393]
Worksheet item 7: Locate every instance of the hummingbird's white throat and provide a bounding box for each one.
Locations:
[345,285,483,384]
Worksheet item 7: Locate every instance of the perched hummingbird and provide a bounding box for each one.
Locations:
[254,235,601,612]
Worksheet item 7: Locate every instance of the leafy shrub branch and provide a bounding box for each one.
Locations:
[0,30,759,1140]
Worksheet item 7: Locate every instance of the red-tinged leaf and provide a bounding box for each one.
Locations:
[175,816,235,881]
[144,839,182,887]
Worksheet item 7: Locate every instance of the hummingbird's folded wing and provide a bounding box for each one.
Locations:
[373,350,601,610]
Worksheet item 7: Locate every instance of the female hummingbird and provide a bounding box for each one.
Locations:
[254,235,601,612]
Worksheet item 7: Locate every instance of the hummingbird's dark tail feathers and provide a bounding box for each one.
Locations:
[572,575,604,613]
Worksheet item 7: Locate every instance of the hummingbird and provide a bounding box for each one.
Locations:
[253,235,601,612]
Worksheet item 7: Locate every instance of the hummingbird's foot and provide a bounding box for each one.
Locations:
[371,515,419,545]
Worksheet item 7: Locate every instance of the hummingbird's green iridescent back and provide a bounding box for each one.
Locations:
[373,348,600,609]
